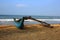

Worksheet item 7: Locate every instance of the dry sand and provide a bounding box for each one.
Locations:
[0,24,60,40]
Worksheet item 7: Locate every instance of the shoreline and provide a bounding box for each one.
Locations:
[0,19,60,21]
[0,24,60,30]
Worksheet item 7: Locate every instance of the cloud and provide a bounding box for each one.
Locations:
[16,4,26,7]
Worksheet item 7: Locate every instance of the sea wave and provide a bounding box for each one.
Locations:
[0,19,60,21]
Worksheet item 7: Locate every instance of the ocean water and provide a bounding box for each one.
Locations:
[0,15,60,25]
[0,15,60,19]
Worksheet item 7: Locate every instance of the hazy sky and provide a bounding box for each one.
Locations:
[0,0,60,16]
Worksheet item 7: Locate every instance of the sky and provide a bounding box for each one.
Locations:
[0,0,60,16]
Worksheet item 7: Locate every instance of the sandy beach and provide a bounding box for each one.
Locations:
[0,24,60,40]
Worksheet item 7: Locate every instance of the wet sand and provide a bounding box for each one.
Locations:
[0,24,60,40]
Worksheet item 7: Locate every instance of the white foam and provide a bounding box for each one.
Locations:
[0,19,60,21]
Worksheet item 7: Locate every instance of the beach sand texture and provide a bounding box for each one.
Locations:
[0,24,60,40]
